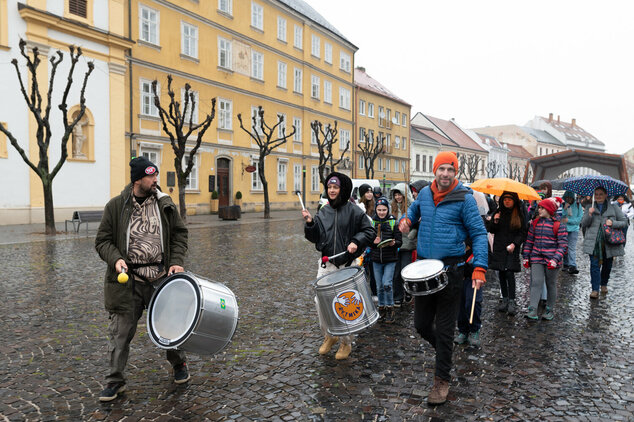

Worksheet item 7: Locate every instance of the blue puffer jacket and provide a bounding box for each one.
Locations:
[405,182,488,269]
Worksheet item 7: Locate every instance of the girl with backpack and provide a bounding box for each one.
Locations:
[522,198,567,321]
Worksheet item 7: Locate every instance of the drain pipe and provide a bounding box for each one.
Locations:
[128,0,135,159]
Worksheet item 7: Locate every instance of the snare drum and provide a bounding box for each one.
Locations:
[401,259,448,296]
[147,272,238,355]
[313,266,379,336]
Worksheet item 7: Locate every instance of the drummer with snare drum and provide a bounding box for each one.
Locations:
[95,157,190,402]
[302,172,375,360]
[399,152,488,406]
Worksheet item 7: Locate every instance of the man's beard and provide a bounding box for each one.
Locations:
[139,184,157,197]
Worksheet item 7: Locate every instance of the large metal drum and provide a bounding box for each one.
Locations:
[147,272,238,355]
[401,259,448,296]
[313,266,378,336]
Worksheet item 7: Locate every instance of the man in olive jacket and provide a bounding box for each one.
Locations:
[95,157,188,402]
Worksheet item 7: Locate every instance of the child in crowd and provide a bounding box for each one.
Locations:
[522,198,567,321]
[454,242,482,346]
[370,197,402,323]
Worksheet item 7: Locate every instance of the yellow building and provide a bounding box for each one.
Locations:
[126,0,357,213]
[353,67,411,191]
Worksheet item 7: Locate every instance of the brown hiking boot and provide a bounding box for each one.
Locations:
[589,291,599,299]
[600,285,608,294]
[335,342,352,360]
[427,376,449,405]
[318,335,338,355]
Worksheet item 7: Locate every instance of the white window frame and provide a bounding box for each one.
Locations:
[368,103,374,118]
[293,164,302,192]
[277,16,287,42]
[402,113,407,126]
[251,1,263,30]
[311,126,317,144]
[395,136,400,149]
[277,159,288,191]
[378,106,385,127]
[293,67,302,94]
[217,98,232,130]
[139,4,159,45]
[183,153,199,191]
[293,117,301,142]
[311,75,320,99]
[311,34,320,58]
[339,87,351,110]
[294,25,303,49]
[277,61,287,89]
[359,155,364,170]
[339,129,350,151]
[323,80,332,104]
[218,36,232,70]
[386,158,391,172]
[139,146,162,184]
[277,113,287,138]
[181,21,198,58]
[395,111,400,125]
[359,127,366,142]
[311,166,319,191]
[359,99,365,115]
[140,79,159,117]
[339,51,351,72]
[180,88,199,124]
[252,50,264,80]
[402,137,407,150]
[324,42,332,64]
[251,158,263,191]
[251,106,264,136]
[218,0,232,15]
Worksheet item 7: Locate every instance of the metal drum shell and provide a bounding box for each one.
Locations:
[313,266,379,336]
[147,272,239,355]
[401,259,449,296]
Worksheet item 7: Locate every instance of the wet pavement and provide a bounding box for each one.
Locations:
[1,217,633,421]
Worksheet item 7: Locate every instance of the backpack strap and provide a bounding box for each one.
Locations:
[532,218,560,236]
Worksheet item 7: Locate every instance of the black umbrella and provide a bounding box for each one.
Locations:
[530,178,568,191]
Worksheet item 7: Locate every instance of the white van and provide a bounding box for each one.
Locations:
[351,179,381,201]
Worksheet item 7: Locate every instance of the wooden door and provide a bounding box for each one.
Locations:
[217,158,230,207]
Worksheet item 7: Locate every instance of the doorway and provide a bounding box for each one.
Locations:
[217,158,231,207]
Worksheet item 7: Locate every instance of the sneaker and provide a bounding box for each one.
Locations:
[384,307,395,324]
[525,307,538,320]
[497,297,509,312]
[467,331,481,347]
[378,306,386,321]
[568,267,579,275]
[173,363,190,384]
[589,291,599,299]
[600,285,608,294]
[507,300,517,316]
[453,332,467,345]
[542,307,554,321]
[394,301,402,308]
[99,382,126,402]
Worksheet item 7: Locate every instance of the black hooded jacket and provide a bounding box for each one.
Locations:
[304,172,376,267]
[487,192,528,272]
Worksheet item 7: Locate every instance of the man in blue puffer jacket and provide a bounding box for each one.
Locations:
[399,151,488,406]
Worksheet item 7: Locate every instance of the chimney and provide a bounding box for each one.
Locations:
[557,115,560,123]
[548,113,553,122]
[356,66,366,72]
[571,118,576,127]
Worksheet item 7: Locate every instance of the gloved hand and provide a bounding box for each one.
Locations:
[472,267,486,289]
[547,259,558,270]
[523,259,530,268]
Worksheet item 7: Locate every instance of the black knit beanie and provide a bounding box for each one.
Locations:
[359,184,372,197]
[130,156,159,183]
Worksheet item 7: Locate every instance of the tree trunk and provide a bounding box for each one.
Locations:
[177,174,188,223]
[42,177,56,235]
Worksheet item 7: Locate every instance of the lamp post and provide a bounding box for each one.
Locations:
[383,174,386,191]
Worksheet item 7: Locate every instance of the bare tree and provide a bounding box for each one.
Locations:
[508,161,523,181]
[457,152,484,183]
[358,132,385,179]
[237,106,296,219]
[0,39,94,234]
[486,160,503,178]
[152,75,216,222]
[311,120,349,189]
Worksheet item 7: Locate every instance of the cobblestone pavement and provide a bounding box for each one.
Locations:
[1,219,633,421]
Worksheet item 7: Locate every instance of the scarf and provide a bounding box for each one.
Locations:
[430,179,459,206]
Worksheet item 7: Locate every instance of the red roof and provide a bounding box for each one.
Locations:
[411,124,456,147]
[425,115,487,152]
[505,143,533,160]
[354,68,411,106]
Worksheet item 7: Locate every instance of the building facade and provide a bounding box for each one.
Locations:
[409,124,441,182]
[353,67,410,191]
[0,0,132,224]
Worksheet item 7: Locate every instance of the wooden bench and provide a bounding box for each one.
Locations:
[65,210,104,233]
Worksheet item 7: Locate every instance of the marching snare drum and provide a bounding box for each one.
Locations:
[313,266,379,336]
[401,259,448,296]
[147,272,238,355]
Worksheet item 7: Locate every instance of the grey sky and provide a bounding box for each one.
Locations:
[314,0,633,154]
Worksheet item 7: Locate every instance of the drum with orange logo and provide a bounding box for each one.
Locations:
[313,266,379,336]
[400,259,448,296]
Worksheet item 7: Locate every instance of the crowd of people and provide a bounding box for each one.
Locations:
[302,154,632,406]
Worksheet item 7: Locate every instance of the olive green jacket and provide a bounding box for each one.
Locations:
[95,185,188,313]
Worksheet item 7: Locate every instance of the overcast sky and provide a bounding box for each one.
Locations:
[314,0,633,154]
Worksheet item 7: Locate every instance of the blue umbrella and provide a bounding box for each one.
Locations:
[561,175,628,197]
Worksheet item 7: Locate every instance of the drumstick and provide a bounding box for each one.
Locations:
[296,191,305,210]
[469,288,477,324]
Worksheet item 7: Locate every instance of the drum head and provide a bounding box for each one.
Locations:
[315,267,359,286]
[401,259,444,281]
[150,276,200,346]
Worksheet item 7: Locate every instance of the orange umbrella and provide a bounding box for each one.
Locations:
[470,178,541,201]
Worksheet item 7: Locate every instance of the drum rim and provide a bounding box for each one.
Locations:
[147,272,202,349]
[313,265,363,289]
[403,272,449,296]
[401,259,445,282]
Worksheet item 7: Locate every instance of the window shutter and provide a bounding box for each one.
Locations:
[69,0,88,18]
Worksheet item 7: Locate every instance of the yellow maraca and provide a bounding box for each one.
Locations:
[117,268,129,283]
